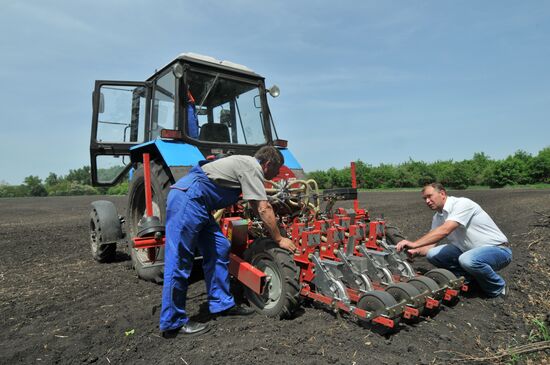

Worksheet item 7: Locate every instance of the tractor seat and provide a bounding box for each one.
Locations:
[199,123,230,143]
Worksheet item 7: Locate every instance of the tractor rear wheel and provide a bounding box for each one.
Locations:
[126,161,172,283]
[243,238,301,319]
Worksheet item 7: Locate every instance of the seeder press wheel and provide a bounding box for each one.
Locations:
[385,282,424,316]
[407,276,443,300]
[357,290,400,332]
[425,268,460,289]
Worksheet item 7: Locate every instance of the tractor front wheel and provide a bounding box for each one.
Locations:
[89,200,122,263]
[243,238,301,319]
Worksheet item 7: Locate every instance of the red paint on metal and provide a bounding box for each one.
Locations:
[143,153,153,218]
[425,297,440,309]
[133,236,165,249]
[351,161,359,211]
[372,316,395,328]
[228,253,267,295]
[444,288,459,302]
[404,306,419,319]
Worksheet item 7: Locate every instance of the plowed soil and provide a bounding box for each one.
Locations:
[1,189,549,364]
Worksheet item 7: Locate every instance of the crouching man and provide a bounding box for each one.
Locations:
[396,183,512,299]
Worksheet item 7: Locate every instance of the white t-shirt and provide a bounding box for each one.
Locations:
[432,196,508,252]
[201,155,267,201]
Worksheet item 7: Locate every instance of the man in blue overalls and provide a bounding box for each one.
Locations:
[160,146,296,337]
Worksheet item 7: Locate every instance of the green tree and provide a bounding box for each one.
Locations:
[486,160,519,188]
[370,164,398,188]
[66,166,91,185]
[307,170,329,189]
[430,160,454,184]
[529,147,550,183]
[468,152,494,185]
[440,161,474,190]
[325,167,349,188]
[24,175,47,197]
[487,152,533,186]
[353,160,374,189]
[44,172,59,187]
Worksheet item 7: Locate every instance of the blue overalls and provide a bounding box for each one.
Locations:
[159,162,241,331]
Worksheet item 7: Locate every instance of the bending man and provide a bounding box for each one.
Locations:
[160,146,296,337]
[396,183,512,298]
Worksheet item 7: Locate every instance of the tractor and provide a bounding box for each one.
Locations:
[89,53,465,333]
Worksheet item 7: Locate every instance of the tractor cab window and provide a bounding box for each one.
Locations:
[151,71,176,139]
[96,85,147,143]
[185,71,267,145]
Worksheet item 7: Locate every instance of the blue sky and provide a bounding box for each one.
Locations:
[1,0,549,184]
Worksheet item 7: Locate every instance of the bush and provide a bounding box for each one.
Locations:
[307,170,329,189]
[47,181,99,196]
[0,184,30,198]
[107,181,128,195]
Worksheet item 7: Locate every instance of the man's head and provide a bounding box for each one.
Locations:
[255,146,284,180]
[422,182,447,212]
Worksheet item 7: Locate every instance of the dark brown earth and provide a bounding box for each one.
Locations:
[1,189,549,364]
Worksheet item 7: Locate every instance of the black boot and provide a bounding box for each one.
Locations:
[161,321,209,338]
[216,305,255,317]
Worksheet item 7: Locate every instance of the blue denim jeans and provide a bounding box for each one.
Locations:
[426,244,512,297]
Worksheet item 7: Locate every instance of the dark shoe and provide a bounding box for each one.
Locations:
[216,305,255,317]
[161,321,209,338]
[491,286,506,306]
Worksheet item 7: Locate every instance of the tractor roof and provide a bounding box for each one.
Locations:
[148,52,264,81]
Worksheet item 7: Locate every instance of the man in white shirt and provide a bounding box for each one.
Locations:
[396,183,512,298]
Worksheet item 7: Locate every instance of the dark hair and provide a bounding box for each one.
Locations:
[254,146,284,167]
[422,182,446,193]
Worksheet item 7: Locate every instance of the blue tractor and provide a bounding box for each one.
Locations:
[89,53,304,283]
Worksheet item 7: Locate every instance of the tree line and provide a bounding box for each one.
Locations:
[1,147,549,198]
[0,166,128,198]
[308,147,550,190]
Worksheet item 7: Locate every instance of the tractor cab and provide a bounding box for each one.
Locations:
[90,53,294,187]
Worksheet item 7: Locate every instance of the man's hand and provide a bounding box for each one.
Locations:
[277,237,297,253]
[249,200,297,253]
[396,239,415,252]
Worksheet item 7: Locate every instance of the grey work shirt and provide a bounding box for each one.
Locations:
[201,155,267,201]
[432,196,508,252]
